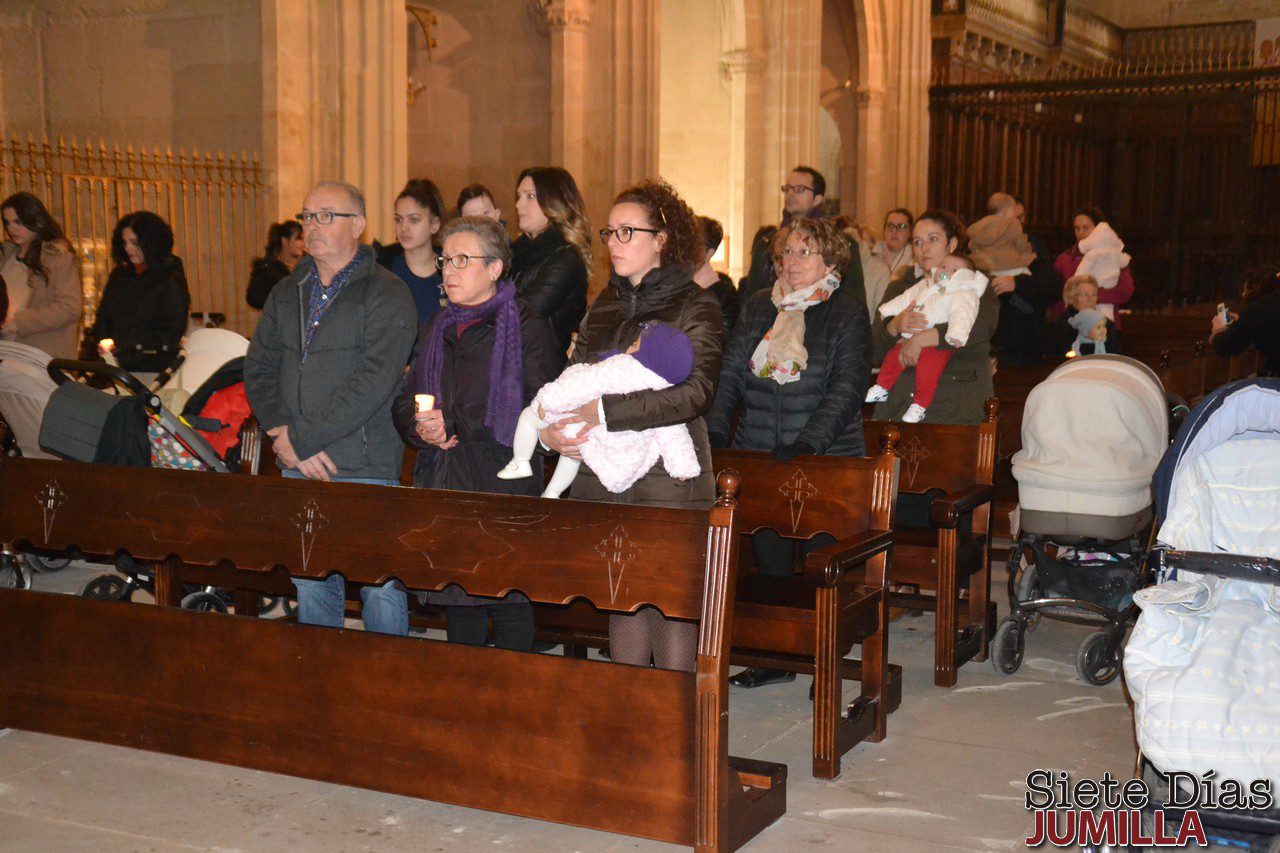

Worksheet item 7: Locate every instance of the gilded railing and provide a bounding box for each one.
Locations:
[0,136,264,337]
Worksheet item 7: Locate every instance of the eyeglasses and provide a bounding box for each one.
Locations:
[599,225,662,244]
[778,247,820,261]
[884,222,910,231]
[780,184,816,195]
[436,254,495,270]
[295,210,360,225]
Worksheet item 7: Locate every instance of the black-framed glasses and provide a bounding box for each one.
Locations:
[780,184,816,195]
[436,254,495,271]
[599,225,662,245]
[295,210,360,225]
[884,221,910,231]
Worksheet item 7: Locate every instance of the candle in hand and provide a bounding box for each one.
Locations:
[414,393,435,413]
[99,338,119,367]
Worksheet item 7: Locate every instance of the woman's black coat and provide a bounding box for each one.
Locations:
[245,256,290,309]
[510,228,588,353]
[90,255,190,372]
[706,285,871,456]
[392,300,564,493]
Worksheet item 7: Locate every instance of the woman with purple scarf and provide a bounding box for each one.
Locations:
[392,216,563,651]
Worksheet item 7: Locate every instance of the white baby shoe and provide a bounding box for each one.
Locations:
[902,403,927,423]
[496,459,533,480]
[865,385,890,403]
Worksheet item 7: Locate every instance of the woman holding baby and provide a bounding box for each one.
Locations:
[391,215,564,652]
[539,178,724,672]
[870,210,999,425]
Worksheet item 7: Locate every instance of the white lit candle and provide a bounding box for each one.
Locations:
[414,394,435,413]
[99,338,119,367]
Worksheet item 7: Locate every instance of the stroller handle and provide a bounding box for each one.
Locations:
[1154,547,1280,587]
[47,359,160,410]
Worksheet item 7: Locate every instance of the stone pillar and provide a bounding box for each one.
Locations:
[721,48,766,280]
[855,0,930,220]
[612,0,659,188]
[760,0,822,222]
[539,0,593,181]
[261,0,407,243]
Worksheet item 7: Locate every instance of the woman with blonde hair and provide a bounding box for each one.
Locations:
[511,166,591,352]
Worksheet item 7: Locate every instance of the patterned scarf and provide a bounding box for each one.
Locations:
[748,271,840,384]
[414,281,523,447]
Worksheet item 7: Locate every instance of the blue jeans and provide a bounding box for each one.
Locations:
[283,471,406,636]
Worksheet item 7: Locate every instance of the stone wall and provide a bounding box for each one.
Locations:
[0,0,263,156]
[406,1,551,222]
[658,0,733,264]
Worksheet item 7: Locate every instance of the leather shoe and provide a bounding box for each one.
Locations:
[729,667,797,688]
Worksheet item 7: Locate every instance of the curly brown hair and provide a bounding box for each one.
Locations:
[775,218,852,274]
[612,179,703,270]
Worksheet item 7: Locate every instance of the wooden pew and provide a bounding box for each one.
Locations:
[0,457,784,852]
[865,400,999,688]
[711,443,898,780]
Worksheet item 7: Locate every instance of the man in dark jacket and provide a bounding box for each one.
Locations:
[244,180,417,634]
[740,166,865,307]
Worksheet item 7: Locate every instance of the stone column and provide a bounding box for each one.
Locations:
[721,48,766,280]
[261,0,407,243]
[538,0,593,181]
[855,0,930,220]
[612,0,659,188]
[760,0,822,222]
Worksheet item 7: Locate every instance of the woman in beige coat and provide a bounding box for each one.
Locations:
[1,192,82,359]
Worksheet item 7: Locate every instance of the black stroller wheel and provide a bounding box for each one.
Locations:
[181,591,229,613]
[82,574,129,601]
[991,618,1025,675]
[1013,557,1042,633]
[1076,631,1121,686]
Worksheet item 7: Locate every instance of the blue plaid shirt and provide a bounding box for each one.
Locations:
[301,254,362,363]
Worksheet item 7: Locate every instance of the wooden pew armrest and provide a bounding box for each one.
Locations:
[802,529,894,585]
[928,483,994,529]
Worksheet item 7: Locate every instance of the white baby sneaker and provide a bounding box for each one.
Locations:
[496,459,533,480]
[902,403,927,423]
[865,385,890,403]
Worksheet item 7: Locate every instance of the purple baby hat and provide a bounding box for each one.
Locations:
[633,322,695,386]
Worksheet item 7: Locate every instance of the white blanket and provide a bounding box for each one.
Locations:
[535,354,700,494]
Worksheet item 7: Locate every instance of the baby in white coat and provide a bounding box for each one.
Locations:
[497,321,699,497]
[1075,222,1130,320]
[865,254,989,423]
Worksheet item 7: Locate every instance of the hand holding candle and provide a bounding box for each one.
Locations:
[414,393,435,415]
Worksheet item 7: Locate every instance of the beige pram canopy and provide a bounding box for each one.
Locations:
[1012,355,1168,518]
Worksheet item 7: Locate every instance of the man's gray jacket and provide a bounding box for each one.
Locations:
[244,244,417,480]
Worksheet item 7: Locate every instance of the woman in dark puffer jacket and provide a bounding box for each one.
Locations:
[509,167,591,354]
[705,217,872,689]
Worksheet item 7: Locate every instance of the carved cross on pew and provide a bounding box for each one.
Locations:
[596,525,640,604]
[779,470,817,533]
[899,436,931,489]
[36,480,66,544]
[291,499,329,571]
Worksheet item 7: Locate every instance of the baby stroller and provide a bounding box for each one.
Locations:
[0,343,77,588]
[992,355,1168,685]
[41,331,261,613]
[1125,378,1280,850]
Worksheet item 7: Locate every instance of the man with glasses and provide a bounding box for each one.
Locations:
[741,166,864,306]
[860,208,914,318]
[244,180,417,634]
